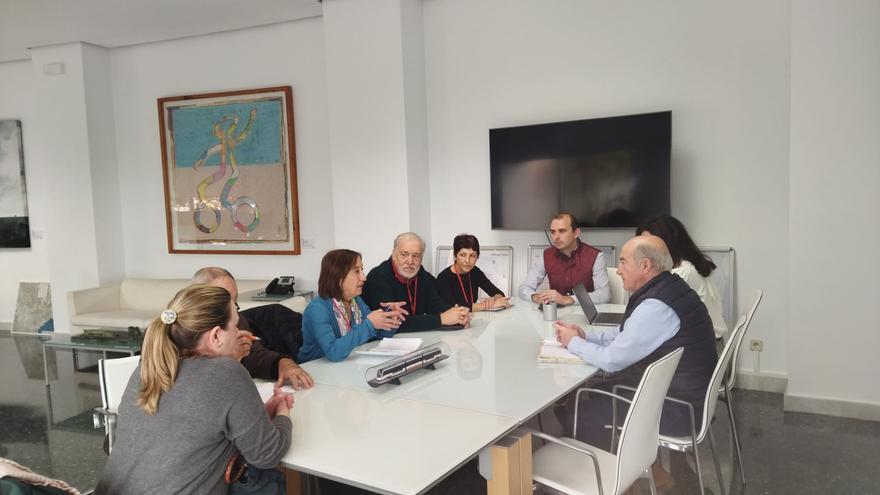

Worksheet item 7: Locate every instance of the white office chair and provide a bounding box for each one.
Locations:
[93,355,140,453]
[718,289,763,484]
[606,267,628,305]
[622,318,743,495]
[529,348,683,495]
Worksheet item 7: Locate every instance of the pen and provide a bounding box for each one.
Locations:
[244,335,261,341]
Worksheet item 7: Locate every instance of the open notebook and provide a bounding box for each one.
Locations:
[537,339,583,364]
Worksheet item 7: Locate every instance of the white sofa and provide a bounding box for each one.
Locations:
[68,278,307,332]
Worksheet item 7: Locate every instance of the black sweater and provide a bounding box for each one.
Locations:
[239,304,304,375]
[362,258,453,332]
[436,265,504,308]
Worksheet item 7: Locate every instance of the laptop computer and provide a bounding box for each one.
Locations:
[573,283,625,326]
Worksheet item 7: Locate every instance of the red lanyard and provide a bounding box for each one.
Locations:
[406,278,418,314]
[455,272,474,305]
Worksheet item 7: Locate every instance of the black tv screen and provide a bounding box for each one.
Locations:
[490,111,671,230]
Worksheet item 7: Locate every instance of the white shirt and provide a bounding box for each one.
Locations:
[672,260,728,339]
[517,250,611,304]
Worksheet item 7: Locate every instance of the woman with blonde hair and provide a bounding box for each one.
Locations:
[96,285,293,494]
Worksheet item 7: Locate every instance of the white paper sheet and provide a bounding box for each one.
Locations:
[355,337,423,357]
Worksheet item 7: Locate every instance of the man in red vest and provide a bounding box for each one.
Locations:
[517,212,611,305]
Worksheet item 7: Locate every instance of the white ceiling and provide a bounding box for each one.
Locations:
[0,0,323,63]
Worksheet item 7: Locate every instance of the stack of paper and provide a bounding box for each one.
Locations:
[537,339,583,364]
[355,338,423,357]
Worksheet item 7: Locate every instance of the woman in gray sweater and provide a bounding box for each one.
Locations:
[96,285,293,494]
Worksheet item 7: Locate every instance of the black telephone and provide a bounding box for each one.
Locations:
[265,276,295,295]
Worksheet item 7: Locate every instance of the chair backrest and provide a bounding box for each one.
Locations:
[727,289,763,390]
[606,267,628,304]
[694,318,742,442]
[699,246,736,330]
[99,355,141,412]
[614,348,683,493]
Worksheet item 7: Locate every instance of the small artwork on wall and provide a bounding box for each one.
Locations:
[158,86,300,254]
[0,119,31,248]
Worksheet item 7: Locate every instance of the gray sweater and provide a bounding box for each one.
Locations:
[96,357,292,495]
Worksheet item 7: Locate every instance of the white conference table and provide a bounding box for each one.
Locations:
[257,303,624,495]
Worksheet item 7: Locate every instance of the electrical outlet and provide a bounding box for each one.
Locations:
[749,339,763,352]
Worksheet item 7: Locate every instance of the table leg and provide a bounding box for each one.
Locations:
[284,468,303,495]
[73,348,79,371]
[43,345,49,387]
[482,430,533,495]
[44,382,55,425]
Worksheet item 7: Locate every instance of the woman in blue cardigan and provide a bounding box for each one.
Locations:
[298,249,408,363]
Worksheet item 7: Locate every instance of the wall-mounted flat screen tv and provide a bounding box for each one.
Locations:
[490,111,671,230]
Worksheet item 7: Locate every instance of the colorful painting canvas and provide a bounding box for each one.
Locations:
[158,87,300,254]
[0,119,30,248]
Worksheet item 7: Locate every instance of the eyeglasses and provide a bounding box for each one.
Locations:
[234,302,240,312]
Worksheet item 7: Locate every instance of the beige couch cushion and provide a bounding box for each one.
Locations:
[72,309,158,329]
[70,278,305,331]
[119,279,190,311]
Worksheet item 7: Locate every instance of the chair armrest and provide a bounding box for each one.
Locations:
[68,284,122,318]
[611,384,635,395]
[573,387,633,442]
[612,384,700,445]
[523,428,605,495]
[612,383,696,425]
[577,387,633,405]
[92,407,116,429]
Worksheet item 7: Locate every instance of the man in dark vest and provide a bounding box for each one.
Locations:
[517,212,610,305]
[553,234,718,451]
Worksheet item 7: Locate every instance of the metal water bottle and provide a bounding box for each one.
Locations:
[542,301,557,321]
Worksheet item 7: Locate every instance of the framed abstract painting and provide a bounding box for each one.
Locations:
[158,86,300,254]
[0,119,30,248]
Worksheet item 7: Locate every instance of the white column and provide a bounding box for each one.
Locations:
[28,42,124,331]
[323,0,431,269]
[81,44,125,286]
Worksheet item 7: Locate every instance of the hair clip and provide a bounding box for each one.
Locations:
[161,309,177,324]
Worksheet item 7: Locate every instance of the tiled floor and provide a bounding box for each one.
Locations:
[1,332,878,494]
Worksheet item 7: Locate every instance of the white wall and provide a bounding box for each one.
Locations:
[423,0,791,375]
[787,0,880,415]
[0,60,50,326]
[110,18,332,289]
[8,1,879,415]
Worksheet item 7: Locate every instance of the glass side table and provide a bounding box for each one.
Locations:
[41,333,141,386]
